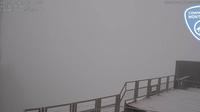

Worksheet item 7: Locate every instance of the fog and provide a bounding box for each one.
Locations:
[0,0,200,112]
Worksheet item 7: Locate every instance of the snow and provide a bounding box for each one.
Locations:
[130,88,200,112]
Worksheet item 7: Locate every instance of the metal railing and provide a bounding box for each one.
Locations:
[25,94,120,112]
[177,74,200,89]
[123,75,197,112]
[24,75,175,112]
[120,75,175,104]
[175,75,192,88]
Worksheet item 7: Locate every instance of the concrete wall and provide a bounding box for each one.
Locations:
[1,0,200,112]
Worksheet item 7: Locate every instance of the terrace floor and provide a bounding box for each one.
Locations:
[130,88,200,112]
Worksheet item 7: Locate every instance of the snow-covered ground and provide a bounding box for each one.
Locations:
[130,88,200,112]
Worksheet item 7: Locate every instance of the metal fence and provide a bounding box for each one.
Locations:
[24,75,175,112]
[120,75,175,104]
[24,94,120,112]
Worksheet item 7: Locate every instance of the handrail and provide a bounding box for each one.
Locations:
[137,75,174,82]
[119,82,127,102]
[175,75,192,88]
[24,108,41,112]
[45,94,119,109]
[25,94,119,112]
[122,75,175,104]
[25,75,175,112]
[119,83,127,96]
[177,75,191,81]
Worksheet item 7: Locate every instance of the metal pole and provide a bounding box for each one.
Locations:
[134,81,139,102]
[147,79,151,98]
[166,76,170,91]
[115,95,120,112]
[40,107,45,112]
[44,107,47,112]
[70,103,77,112]
[95,98,101,112]
[157,78,161,95]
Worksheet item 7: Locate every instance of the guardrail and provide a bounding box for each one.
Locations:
[25,94,120,112]
[24,75,175,112]
[120,75,175,104]
[176,75,191,87]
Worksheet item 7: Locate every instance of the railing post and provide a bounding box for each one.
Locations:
[70,104,72,112]
[157,78,161,95]
[40,107,45,112]
[95,98,101,112]
[44,107,47,112]
[124,101,126,112]
[125,82,127,91]
[166,76,170,91]
[70,103,77,112]
[134,81,139,102]
[174,75,178,89]
[39,108,41,112]
[119,82,127,103]
[115,95,120,112]
[147,79,152,98]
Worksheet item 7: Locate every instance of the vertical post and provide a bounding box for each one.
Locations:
[44,108,47,112]
[166,76,170,91]
[174,75,178,89]
[125,82,127,91]
[147,79,152,98]
[70,103,77,112]
[39,108,41,112]
[134,81,139,102]
[157,78,161,95]
[40,107,45,112]
[70,104,73,112]
[95,98,101,112]
[115,95,120,112]
[124,100,127,112]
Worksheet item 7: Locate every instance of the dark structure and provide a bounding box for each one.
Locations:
[175,60,200,88]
